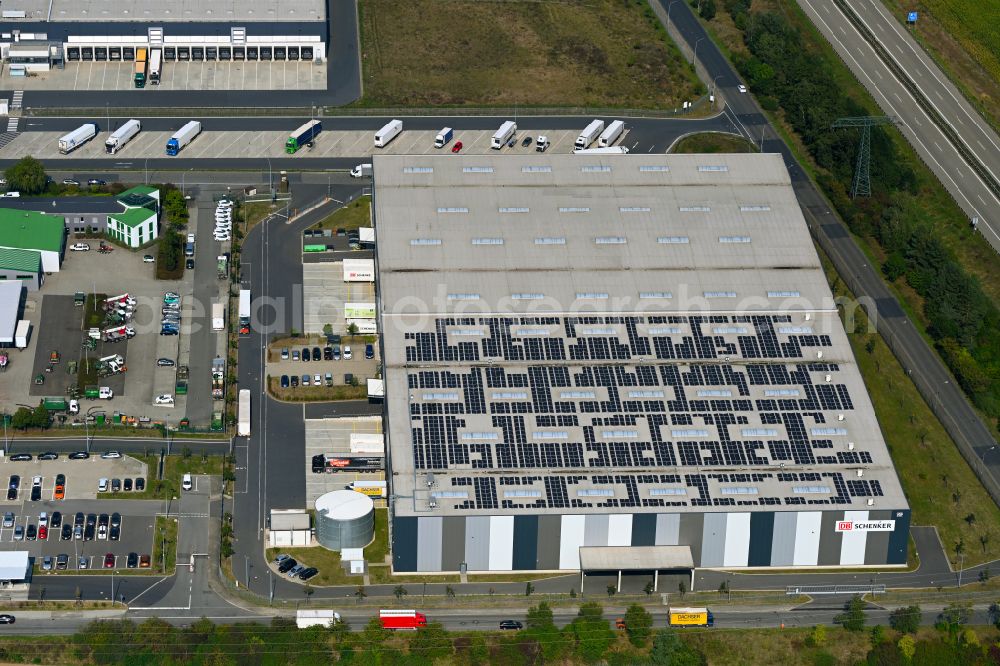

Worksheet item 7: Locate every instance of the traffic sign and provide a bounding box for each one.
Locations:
[907,11,918,23]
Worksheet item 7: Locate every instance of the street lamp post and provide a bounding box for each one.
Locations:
[245,555,250,589]
[667,0,680,24]
[693,37,705,66]
[712,75,724,96]
[266,158,273,196]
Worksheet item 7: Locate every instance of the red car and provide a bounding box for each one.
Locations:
[38,525,47,540]
[451,141,463,153]
[103,553,115,568]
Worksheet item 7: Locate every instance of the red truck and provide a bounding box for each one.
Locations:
[379,610,427,630]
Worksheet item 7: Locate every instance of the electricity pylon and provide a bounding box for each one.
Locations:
[831,116,898,198]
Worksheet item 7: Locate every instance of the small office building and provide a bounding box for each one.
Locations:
[0,185,160,249]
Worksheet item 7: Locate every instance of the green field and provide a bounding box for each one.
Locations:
[359,0,702,108]
[312,196,371,231]
[671,131,757,153]
[882,0,1000,129]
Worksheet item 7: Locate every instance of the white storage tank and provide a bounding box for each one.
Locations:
[314,490,374,551]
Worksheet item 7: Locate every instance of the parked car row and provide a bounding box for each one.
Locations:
[40,551,150,571]
[160,291,181,336]
[281,373,336,388]
[6,474,65,501]
[7,450,123,463]
[214,198,233,242]
[4,509,132,544]
[273,553,318,581]
[97,476,145,493]
[281,344,374,362]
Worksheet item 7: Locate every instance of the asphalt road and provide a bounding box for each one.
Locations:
[232,187,382,602]
[0,602,997,635]
[796,0,1000,252]
[660,0,1000,500]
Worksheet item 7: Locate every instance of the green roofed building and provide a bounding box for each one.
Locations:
[0,208,65,273]
[108,207,158,248]
[0,247,43,291]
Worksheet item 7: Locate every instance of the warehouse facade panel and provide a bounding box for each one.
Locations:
[374,153,909,573]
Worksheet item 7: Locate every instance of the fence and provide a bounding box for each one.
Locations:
[24,101,711,120]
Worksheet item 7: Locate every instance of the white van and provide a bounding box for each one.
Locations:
[182,473,193,491]
[98,478,109,492]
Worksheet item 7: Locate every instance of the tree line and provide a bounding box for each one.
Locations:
[721,4,1000,430]
[35,604,706,666]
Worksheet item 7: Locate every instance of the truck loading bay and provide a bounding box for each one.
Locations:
[1,59,327,92]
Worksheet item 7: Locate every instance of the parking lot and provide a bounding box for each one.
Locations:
[0,454,157,572]
[0,127,601,161]
[1,238,194,424]
[304,417,384,505]
[1,59,326,91]
[267,336,379,391]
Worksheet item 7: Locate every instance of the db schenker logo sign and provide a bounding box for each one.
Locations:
[835,520,895,532]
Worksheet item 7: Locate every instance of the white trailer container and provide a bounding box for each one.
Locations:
[491,121,517,149]
[149,48,162,84]
[342,258,375,282]
[573,146,630,154]
[350,163,373,178]
[374,119,403,147]
[433,127,453,148]
[58,123,97,154]
[211,302,225,331]
[105,119,141,154]
[598,120,625,147]
[575,119,605,149]
[166,120,202,155]
[296,610,341,628]
[14,320,30,349]
[238,389,251,437]
[347,480,387,498]
[350,433,385,455]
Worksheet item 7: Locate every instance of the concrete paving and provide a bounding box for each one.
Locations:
[0,127,597,161]
[301,262,375,334]
[1,60,327,91]
[2,246,188,421]
[0,455,146,501]
[303,416,384,505]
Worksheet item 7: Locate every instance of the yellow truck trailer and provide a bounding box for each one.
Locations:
[667,607,714,627]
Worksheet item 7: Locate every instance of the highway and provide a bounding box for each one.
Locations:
[659,0,1000,504]
[796,0,1000,252]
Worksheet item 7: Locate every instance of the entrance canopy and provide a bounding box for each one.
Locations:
[579,546,694,571]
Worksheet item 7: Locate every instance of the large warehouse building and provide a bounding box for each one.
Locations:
[0,0,326,71]
[374,153,910,575]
